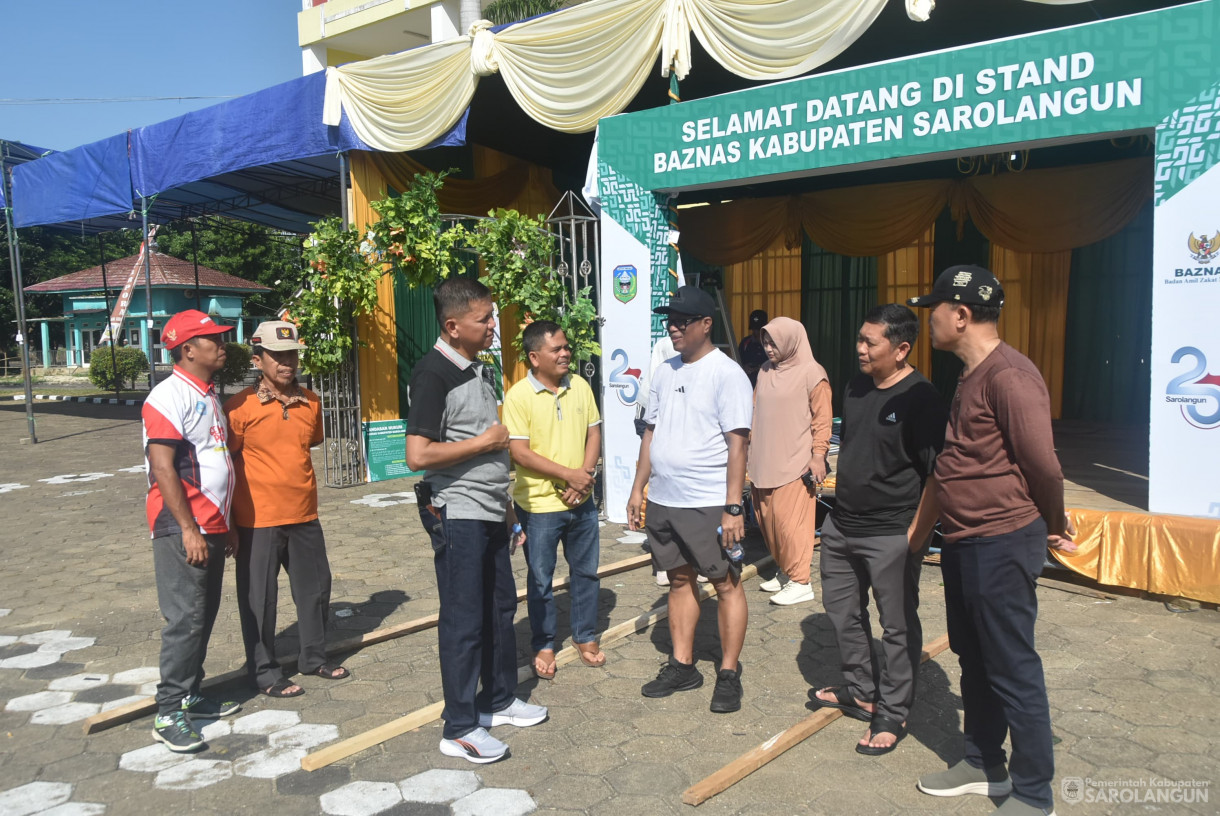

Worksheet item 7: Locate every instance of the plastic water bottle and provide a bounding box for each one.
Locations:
[718,525,744,563]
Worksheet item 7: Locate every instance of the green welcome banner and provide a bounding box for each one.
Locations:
[600,0,1217,192]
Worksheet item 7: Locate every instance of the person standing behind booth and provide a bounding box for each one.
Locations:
[503,320,604,680]
[812,304,946,756]
[737,309,769,387]
[142,310,242,753]
[627,285,754,713]
[747,316,831,606]
[406,277,546,765]
[908,266,1075,816]
[225,320,348,701]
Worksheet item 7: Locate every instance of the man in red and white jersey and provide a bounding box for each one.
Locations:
[141,309,242,753]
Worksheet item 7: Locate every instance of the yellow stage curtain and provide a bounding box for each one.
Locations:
[877,223,936,377]
[682,160,1150,266]
[351,152,400,422]
[722,229,804,342]
[1056,509,1220,604]
[989,246,1072,418]
[681,180,952,265]
[955,159,1154,252]
[800,180,953,257]
[678,197,799,267]
[362,147,560,216]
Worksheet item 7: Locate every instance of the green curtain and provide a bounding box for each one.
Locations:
[801,236,877,413]
[393,273,437,418]
[1062,202,1152,425]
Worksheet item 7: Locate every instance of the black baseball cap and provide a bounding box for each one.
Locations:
[748,309,768,329]
[908,265,1005,308]
[653,285,716,318]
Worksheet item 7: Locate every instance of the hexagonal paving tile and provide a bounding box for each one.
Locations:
[0,781,72,816]
[268,723,340,750]
[154,759,234,791]
[119,744,193,773]
[452,788,536,816]
[231,709,301,735]
[320,780,403,815]
[17,630,74,645]
[5,690,73,712]
[30,702,101,725]
[37,803,106,816]
[110,667,160,685]
[234,747,308,779]
[48,673,110,692]
[398,769,481,803]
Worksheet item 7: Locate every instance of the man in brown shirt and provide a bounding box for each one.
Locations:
[908,266,1075,816]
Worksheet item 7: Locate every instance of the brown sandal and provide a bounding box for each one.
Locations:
[576,642,606,668]
[533,649,557,679]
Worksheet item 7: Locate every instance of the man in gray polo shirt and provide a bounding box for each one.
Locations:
[406,278,546,764]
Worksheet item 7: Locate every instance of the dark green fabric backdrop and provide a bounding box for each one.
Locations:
[801,237,877,414]
[1062,202,1153,425]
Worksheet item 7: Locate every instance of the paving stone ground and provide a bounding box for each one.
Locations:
[1,401,1217,815]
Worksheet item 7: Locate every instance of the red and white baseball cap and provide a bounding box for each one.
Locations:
[162,310,232,350]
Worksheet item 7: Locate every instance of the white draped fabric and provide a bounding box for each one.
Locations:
[320,0,1045,152]
[323,39,475,153]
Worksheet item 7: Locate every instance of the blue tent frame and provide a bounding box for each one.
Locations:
[3,69,466,440]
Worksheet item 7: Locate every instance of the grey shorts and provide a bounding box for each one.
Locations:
[645,503,735,581]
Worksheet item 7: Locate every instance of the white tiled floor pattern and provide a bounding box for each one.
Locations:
[1,636,159,727]
[321,770,536,816]
[0,781,104,816]
[118,710,339,791]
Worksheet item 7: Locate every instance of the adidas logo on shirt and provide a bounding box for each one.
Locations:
[885,412,898,423]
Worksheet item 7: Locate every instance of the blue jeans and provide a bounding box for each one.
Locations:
[942,518,1054,810]
[418,504,518,739]
[516,498,600,652]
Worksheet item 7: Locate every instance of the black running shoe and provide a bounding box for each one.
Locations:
[709,664,743,713]
[641,657,703,698]
[180,694,241,718]
[152,711,206,753]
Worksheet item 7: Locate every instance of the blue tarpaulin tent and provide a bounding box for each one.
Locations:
[10,70,466,233]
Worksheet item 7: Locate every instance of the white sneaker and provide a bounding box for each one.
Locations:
[439,727,508,764]
[758,575,787,592]
[655,571,670,587]
[478,698,548,728]
[769,581,816,606]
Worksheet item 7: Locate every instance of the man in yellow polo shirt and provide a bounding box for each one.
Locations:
[503,320,603,679]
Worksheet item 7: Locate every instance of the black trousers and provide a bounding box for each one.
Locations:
[942,518,1055,810]
[236,520,332,689]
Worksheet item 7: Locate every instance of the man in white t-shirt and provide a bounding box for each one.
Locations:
[627,285,754,713]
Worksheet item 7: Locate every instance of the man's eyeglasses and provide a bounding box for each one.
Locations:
[667,315,705,332]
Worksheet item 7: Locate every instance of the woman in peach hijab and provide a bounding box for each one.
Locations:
[747,317,832,606]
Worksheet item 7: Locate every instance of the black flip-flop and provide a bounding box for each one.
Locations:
[262,679,305,698]
[856,714,906,755]
[811,686,874,722]
[308,663,350,680]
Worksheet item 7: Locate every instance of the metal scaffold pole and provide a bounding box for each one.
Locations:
[140,196,155,390]
[2,150,37,443]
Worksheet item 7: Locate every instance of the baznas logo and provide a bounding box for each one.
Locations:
[607,348,642,406]
[1187,231,1220,264]
[613,265,638,304]
[1166,346,1220,429]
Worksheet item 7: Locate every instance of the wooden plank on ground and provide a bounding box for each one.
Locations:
[301,559,769,771]
[82,552,653,735]
[681,632,951,806]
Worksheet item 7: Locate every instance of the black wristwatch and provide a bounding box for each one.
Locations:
[724,504,744,516]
